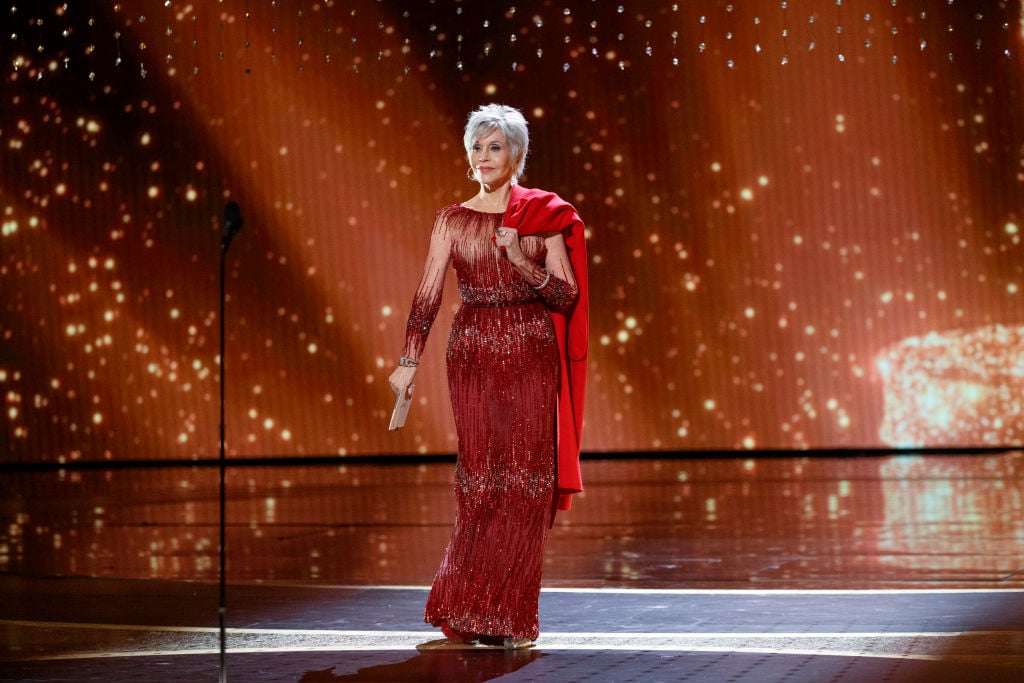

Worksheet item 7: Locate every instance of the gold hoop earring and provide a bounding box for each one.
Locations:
[466,166,477,181]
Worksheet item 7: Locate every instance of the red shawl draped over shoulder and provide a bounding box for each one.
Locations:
[503,184,589,511]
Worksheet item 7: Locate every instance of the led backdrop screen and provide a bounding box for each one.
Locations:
[2,1,1022,463]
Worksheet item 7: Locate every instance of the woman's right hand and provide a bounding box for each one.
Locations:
[389,365,418,398]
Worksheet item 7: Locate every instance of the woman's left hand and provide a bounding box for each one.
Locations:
[494,226,525,264]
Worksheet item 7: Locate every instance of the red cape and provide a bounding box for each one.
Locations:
[503,185,588,511]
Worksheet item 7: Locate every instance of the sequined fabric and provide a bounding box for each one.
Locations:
[404,204,577,640]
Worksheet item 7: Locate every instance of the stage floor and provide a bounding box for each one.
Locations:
[2,452,1023,681]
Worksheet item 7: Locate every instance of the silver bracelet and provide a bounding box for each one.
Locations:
[532,270,552,290]
[398,356,420,367]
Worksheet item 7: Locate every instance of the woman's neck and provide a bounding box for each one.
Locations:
[472,181,513,212]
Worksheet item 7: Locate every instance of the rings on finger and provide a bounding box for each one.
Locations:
[498,229,507,237]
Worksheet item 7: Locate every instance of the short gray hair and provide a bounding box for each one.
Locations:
[464,104,529,182]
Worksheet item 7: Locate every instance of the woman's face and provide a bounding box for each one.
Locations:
[469,129,514,186]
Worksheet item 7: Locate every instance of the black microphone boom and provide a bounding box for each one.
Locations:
[221,201,243,251]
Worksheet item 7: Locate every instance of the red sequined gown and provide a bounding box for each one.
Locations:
[402,204,579,641]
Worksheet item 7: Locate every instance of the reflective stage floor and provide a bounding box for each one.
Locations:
[2,452,1023,681]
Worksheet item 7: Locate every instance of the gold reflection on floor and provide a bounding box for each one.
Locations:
[1,453,1022,588]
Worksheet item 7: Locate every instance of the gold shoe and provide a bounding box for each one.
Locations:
[416,638,479,651]
[503,637,535,650]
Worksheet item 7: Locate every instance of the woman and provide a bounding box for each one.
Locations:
[389,104,589,649]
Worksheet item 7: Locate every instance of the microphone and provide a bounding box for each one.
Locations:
[221,201,243,251]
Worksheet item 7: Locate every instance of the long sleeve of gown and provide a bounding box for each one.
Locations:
[514,234,578,313]
[534,269,577,313]
[401,214,453,360]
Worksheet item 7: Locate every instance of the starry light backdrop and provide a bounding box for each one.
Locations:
[1,1,1022,464]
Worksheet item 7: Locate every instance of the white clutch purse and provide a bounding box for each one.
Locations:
[388,386,414,431]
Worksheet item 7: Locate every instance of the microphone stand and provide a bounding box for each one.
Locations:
[217,223,236,679]
[218,231,234,683]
